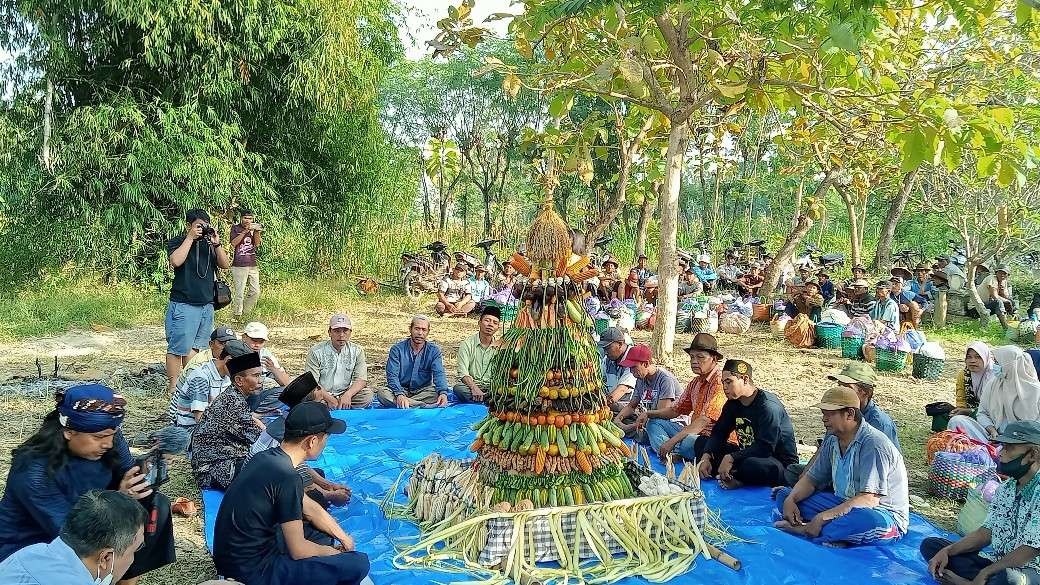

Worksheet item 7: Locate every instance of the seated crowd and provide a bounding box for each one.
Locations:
[3,303,1040,584]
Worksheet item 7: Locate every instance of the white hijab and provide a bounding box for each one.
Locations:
[981,345,1040,427]
[966,340,995,393]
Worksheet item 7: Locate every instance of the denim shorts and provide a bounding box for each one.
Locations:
[165,301,214,356]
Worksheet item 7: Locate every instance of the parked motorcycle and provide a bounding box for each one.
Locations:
[400,241,451,300]
[794,243,845,272]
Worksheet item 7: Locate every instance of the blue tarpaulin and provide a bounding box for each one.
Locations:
[202,405,951,584]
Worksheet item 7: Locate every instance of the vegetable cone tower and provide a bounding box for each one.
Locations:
[469,200,634,508]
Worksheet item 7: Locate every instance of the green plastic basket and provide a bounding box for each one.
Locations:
[876,348,909,372]
[594,317,610,334]
[815,323,843,349]
[913,354,945,381]
[487,301,518,322]
[841,336,865,359]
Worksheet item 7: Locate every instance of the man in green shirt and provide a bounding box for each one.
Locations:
[453,306,502,404]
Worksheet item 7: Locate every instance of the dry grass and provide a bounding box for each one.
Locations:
[0,296,984,583]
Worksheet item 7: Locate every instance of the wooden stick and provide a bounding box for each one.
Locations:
[707,543,741,571]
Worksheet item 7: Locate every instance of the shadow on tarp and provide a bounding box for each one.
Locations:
[202,405,952,585]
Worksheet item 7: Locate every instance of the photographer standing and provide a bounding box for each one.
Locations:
[230,209,262,320]
[166,209,231,392]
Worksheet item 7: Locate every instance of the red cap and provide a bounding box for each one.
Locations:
[618,344,653,367]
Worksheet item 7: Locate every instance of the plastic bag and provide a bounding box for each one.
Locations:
[821,308,851,327]
[905,328,927,352]
[784,314,816,348]
[874,328,900,351]
[707,313,719,334]
[918,342,946,360]
[720,312,752,334]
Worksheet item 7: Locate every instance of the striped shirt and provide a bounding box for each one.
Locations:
[168,360,228,428]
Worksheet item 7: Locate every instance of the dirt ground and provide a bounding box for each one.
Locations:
[0,296,967,584]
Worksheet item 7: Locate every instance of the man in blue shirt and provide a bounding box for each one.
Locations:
[0,490,145,585]
[692,254,718,292]
[782,362,900,487]
[376,315,450,408]
[775,386,909,547]
[890,277,922,328]
[868,280,900,330]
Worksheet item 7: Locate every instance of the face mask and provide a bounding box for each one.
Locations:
[93,552,115,585]
[997,452,1032,480]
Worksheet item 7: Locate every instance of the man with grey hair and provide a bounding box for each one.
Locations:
[376,315,450,408]
[0,490,147,584]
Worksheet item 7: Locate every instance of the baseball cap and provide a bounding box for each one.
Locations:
[618,344,652,367]
[283,402,347,439]
[243,321,269,340]
[875,280,891,290]
[814,386,861,411]
[697,254,711,263]
[992,421,1040,445]
[221,339,253,359]
[329,313,353,330]
[889,276,904,285]
[827,362,877,387]
[211,326,236,342]
[597,327,627,347]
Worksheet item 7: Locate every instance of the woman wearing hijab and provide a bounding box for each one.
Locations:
[949,345,1040,444]
[0,384,175,582]
[950,341,996,419]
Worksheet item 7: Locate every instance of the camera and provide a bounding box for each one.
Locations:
[200,223,216,238]
[251,223,263,232]
[136,449,170,488]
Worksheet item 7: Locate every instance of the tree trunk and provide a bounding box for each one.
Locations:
[419,153,433,230]
[873,170,919,272]
[42,78,53,172]
[761,170,835,297]
[634,194,655,258]
[650,121,689,363]
[482,190,493,237]
[838,186,864,267]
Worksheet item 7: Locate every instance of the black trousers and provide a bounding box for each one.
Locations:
[123,492,176,580]
[920,537,1040,585]
[706,443,788,487]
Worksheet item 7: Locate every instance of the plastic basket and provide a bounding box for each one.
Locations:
[690,317,710,334]
[912,354,945,381]
[487,301,518,322]
[876,348,909,372]
[928,451,993,502]
[814,323,843,349]
[752,303,770,323]
[841,336,865,359]
[594,318,610,334]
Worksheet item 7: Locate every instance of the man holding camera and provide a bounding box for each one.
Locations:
[165,209,231,392]
[230,209,263,320]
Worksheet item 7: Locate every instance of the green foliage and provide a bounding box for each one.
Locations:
[0,0,413,289]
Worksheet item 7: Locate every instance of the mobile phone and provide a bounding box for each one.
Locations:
[136,449,169,488]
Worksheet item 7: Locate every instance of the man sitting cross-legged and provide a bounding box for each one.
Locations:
[697,359,798,489]
[612,344,681,443]
[248,372,352,508]
[453,305,502,404]
[214,401,370,585]
[306,313,375,410]
[644,333,729,462]
[921,420,1040,585]
[774,386,909,547]
[376,315,450,408]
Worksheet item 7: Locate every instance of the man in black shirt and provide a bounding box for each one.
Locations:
[165,209,231,392]
[697,359,798,489]
[213,402,369,585]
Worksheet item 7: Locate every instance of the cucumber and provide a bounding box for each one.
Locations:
[539,425,550,450]
[561,485,574,506]
[548,486,558,507]
[569,424,577,442]
[521,425,534,453]
[581,482,596,503]
[575,424,588,451]
[555,428,569,457]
